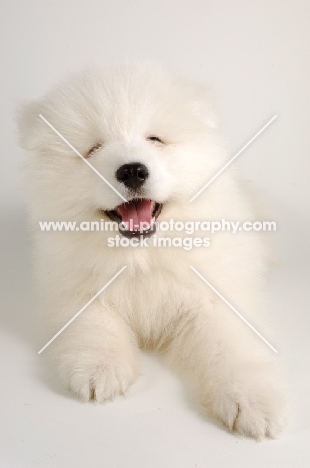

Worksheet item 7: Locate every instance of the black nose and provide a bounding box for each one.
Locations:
[116,163,149,189]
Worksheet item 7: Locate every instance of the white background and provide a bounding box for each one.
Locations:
[1,1,310,467]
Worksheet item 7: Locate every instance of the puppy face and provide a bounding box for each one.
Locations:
[18,64,221,236]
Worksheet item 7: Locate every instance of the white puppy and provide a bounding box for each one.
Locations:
[18,63,287,439]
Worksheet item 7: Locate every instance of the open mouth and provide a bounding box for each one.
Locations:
[104,199,163,238]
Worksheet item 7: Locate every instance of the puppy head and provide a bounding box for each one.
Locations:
[18,63,223,236]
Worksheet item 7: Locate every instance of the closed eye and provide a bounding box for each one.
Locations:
[147,135,164,144]
[86,142,103,158]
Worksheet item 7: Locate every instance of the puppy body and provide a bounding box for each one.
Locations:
[19,64,287,439]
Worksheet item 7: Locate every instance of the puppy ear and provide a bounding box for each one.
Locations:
[185,81,219,129]
[196,87,218,129]
[16,100,46,151]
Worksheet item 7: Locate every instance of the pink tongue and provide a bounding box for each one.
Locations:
[117,200,154,231]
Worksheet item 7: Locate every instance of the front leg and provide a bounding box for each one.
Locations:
[43,301,140,403]
[166,300,288,439]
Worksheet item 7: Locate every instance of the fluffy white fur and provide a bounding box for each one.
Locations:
[18,63,287,439]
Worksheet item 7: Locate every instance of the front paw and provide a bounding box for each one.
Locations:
[202,364,288,440]
[57,349,140,403]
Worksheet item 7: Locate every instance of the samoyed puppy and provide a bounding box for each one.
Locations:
[18,63,287,439]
